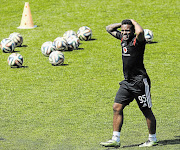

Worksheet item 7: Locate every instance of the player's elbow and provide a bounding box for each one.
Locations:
[106,25,111,33]
[135,27,144,35]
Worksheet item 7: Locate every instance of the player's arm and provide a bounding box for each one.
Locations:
[106,23,121,38]
[130,19,145,42]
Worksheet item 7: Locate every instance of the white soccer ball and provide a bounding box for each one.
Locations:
[9,32,23,47]
[7,53,23,67]
[144,29,153,42]
[53,37,68,51]
[66,35,80,50]
[1,38,15,53]
[41,41,56,57]
[49,51,64,66]
[63,30,77,39]
[77,26,92,41]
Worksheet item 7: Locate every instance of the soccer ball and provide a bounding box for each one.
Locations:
[1,38,15,53]
[144,29,153,42]
[66,35,80,50]
[77,26,92,41]
[63,30,77,39]
[9,32,23,47]
[7,53,23,67]
[53,37,68,51]
[49,51,64,66]
[41,41,56,57]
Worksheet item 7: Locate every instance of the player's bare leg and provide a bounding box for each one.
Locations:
[113,103,125,132]
[100,103,125,147]
[141,108,156,134]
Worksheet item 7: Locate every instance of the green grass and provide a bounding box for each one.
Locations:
[0,0,180,149]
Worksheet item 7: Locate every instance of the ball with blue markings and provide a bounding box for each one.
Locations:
[66,35,80,50]
[53,37,68,51]
[49,51,64,66]
[63,30,77,39]
[1,38,15,53]
[9,32,23,47]
[41,41,56,57]
[7,53,23,67]
[77,26,92,41]
[144,29,153,42]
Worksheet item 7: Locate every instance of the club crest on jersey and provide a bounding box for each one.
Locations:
[123,47,128,53]
[122,47,130,56]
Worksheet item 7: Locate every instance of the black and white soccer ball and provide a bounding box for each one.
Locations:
[66,35,80,50]
[49,51,64,66]
[63,30,77,39]
[41,41,56,57]
[7,53,23,67]
[53,37,68,51]
[1,38,15,53]
[9,32,23,47]
[144,29,153,42]
[77,26,92,41]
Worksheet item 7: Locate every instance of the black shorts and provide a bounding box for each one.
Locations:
[115,76,152,109]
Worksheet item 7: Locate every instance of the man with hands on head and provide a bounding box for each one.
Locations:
[100,19,157,148]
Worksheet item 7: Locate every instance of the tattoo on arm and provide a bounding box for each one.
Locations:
[106,23,121,37]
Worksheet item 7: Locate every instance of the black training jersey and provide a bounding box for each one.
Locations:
[116,31,148,80]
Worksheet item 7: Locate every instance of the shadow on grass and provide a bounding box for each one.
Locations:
[0,138,5,141]
[63,48,84,52]
[104,147,121,150]
[10,66,29,68]
[20,45,28,47]
[88,38,97,41]
[158,137,180,146]
[146,41,158,44]
[77,48,84,50]
[15,45,28,48]
[12,50,21,52]
[51,64,69,66]
[61,64,69,66]
[121,136,180,148]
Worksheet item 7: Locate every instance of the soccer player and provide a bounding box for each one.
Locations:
[100,19,158,147]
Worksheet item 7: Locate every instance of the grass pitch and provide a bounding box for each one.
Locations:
[0,0,180,149]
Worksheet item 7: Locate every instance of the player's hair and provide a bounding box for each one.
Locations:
[121,19,135,32]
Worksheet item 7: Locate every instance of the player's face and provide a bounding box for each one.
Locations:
[121,24,134,41]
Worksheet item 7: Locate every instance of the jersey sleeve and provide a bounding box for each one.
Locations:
[133,37,146,46]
